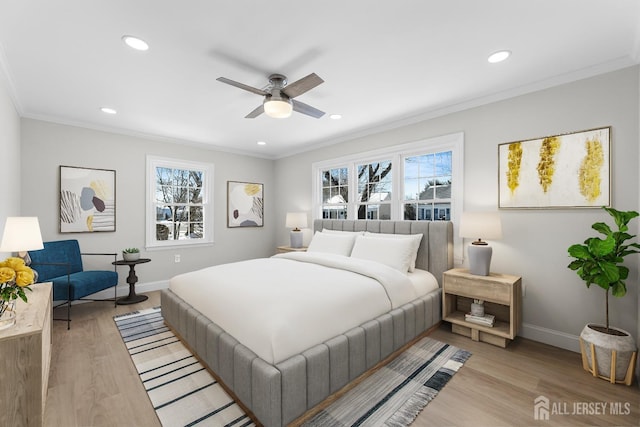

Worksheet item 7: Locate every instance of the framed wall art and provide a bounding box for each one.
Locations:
[227,181,264,227]
[60,165,116,232]
[498,127,610,209]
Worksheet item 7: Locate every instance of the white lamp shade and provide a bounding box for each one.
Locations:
[0,217,44,252]
[285,212,308,230]
[459,211,502,241]
[264,99,293,118]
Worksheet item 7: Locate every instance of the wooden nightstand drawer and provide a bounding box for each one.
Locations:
[444,274,511,305]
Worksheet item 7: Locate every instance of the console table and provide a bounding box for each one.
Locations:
[112,258,151,305]
[0,282,52,426]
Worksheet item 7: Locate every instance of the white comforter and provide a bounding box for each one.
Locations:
[169,252,432,364]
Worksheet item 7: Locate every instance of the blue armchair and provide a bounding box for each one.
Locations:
[28,239,118,329]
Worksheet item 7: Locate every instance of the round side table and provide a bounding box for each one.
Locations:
[112,258,151,305]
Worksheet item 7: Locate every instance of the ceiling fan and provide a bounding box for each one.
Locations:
[216,73,325,119]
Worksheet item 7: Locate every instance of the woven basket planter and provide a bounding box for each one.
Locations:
[579,324,637,386]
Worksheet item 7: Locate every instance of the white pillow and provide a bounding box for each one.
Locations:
[350,235,418,274]
[307,231,357,256]
[364,232,423,272]
[322,228,365,236]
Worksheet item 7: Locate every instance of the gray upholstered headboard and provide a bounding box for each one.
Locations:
[313,219,453,286]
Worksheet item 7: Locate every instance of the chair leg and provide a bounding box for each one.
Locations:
[113,254,118,307]
[67,268,71,330]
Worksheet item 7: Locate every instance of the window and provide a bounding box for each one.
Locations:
[146,156,214,249]
[312,132,463,261]
[403,151,452,221]
[320,167,349,219]
[357,160,392,219]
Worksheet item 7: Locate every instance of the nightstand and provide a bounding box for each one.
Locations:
[442,268,522,347]
[276,246,307,254]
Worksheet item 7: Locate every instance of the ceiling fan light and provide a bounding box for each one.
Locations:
[264,99,293,118]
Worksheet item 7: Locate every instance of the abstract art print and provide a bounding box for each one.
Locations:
[60,165,116,232]
[227,181,263,227]
[498,127,610,209]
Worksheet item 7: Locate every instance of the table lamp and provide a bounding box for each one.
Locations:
[459,211,502,276]
[286,212,307,248]
[0,217,44,265]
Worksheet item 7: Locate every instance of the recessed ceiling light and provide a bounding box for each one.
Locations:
[329,114,342,120]
[257,141,267,146]
[488,50,511,63]
[122,35,149,51]
[100,107,117,114]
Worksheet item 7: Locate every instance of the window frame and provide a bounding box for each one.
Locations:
[312,132,464,262]
[401,149,453,221]
[320,165,350,220]
[145,155,214,250]
[355,159,394,220]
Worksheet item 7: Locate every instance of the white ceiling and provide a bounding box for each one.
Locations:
[1,1,639,159]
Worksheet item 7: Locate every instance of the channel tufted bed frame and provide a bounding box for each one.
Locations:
[161,219,453,426]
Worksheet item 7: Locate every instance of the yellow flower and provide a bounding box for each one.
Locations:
[2,257,26,270]
[0,257,34,306]
[0,267,16,283]
[15,269,35,287]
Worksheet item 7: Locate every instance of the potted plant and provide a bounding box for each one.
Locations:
[567,206,639,385]
[122,247,141,262]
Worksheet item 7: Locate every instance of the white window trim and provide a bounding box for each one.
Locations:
[312,132,464,263]
[146,155,214,250]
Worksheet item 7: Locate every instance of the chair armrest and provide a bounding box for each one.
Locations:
[80,252,118,271]
[81,252,118,257]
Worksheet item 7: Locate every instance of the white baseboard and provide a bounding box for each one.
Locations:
[521,322,580,353]
[54,280,170,305]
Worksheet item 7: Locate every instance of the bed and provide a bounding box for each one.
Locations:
[161,219,453,427]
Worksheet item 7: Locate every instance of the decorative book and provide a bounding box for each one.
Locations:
[464,312,495,327]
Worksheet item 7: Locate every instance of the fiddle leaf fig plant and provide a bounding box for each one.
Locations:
[567,206,640,332]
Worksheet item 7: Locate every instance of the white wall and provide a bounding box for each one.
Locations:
[20,119,276,290]
[274,66,640,352]
[0,61,21,255]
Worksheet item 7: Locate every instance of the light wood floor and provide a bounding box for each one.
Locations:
[44,291,639,427]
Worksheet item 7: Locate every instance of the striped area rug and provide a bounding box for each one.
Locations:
[114,307,255,427]
[304,337,471,426]
[115,307,470,427]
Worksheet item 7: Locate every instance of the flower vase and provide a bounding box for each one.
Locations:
[0,299,17,330]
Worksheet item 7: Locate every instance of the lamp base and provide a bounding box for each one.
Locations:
[468,243,492,276]
[290,230,303,248]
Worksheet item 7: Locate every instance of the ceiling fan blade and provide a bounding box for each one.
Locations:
[217,77,268,96]
[282,73,324,98]
[245,104,264,119]
[292,99,325,118]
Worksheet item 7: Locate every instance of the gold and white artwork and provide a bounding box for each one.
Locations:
[498,127,610,209]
